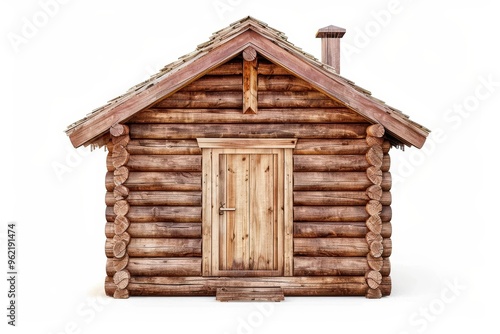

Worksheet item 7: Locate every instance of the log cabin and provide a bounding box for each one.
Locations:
[66,16,430,300]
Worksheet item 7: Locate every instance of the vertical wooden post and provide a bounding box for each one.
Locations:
[365,124,385,299]
[243,47,258,114]
[109,124,131,299]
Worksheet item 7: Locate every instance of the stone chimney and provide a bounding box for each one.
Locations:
[315,25,346,73]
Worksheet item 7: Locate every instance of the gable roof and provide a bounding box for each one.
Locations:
[66,16,430,149]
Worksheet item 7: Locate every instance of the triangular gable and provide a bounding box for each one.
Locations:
[66,17,429,148]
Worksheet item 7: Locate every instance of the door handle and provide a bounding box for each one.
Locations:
[219,203,236,215]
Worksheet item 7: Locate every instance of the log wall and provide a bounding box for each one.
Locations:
[103,56,393,297]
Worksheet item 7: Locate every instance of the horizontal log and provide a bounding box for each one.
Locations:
[207,62,242,75]
[129,123,368,140]
[293,191,391,206]
[294,155,390,172]
[130,108,366,124]
[294,238,392,257]
[294,139,390,155]
[293,222,392,238]
[106,222,201,238]
[294,172,391,191]
[192,58,292,76]
[258,63,292,75]
[105,276,391,297]
[127,139,201,155]
[259,91,345,108]
[106,238,201,257]
[105,172,202,191]
[105,191,201,206]
[107,155,202,172]
[106,206,201,223]
[157,89,342,108]
[180,75,316,92]
[107,258,201,276]
[156,91,243,109]
[293,206,391,222]
[293,257,390,276]
[180,75,242,91]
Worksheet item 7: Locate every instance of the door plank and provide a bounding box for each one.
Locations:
[218,154,227,270]
[226,154,250,270]
[249,154,276,270]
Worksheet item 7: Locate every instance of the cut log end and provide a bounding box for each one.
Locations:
[113,288,130,299]
[110,124,130,137]
[366,145,384,168]
[113,240,127,259]
[243,47,257,61]
[366,254,384,271]
[113,254,129,272]
[113,166,130,186]
[366,288,383,299]
[111,145,130,168]
[114,215,130,235]
[369,240,384,258]
[114,200,130,216]
[366,167,383,186]
[366,214,382,234]
[366,136,384,147]
[365,270,383,289]
[113,185,129,200]
[366,200,383,216]
[366,124,385,138]
[113,270,131,290]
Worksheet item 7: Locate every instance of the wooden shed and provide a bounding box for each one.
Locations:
[66,17,429,300]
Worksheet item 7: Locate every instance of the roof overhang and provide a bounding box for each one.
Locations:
[66,20,428,149]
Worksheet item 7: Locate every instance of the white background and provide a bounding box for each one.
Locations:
[1,0,499,333]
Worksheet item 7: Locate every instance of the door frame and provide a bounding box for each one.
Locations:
[197,138,296,277]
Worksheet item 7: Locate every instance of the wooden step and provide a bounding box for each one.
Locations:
[216,287,285,302]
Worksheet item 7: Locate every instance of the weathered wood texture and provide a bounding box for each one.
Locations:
[293,206,391,222]
[105,222,202,239]
[105,172,202,191]
[107,258,201,276]
[106,206,202,223]
[129,123,369,139]
[105,276,392,296]
[294,238,392,257]
[293,222,392,238]
[106,238,201,257]
[294,172,391,191]
[293,257,390,276]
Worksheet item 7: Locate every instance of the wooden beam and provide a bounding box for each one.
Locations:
[243,47,258,114]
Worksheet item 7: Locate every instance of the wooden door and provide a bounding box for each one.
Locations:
[212,148,283,276]
[198,138,295,277]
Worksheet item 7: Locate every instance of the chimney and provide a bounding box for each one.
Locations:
[315,25,346,73]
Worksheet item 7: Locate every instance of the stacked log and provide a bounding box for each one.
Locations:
[109,124,131,299]
[364,124,387,299]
